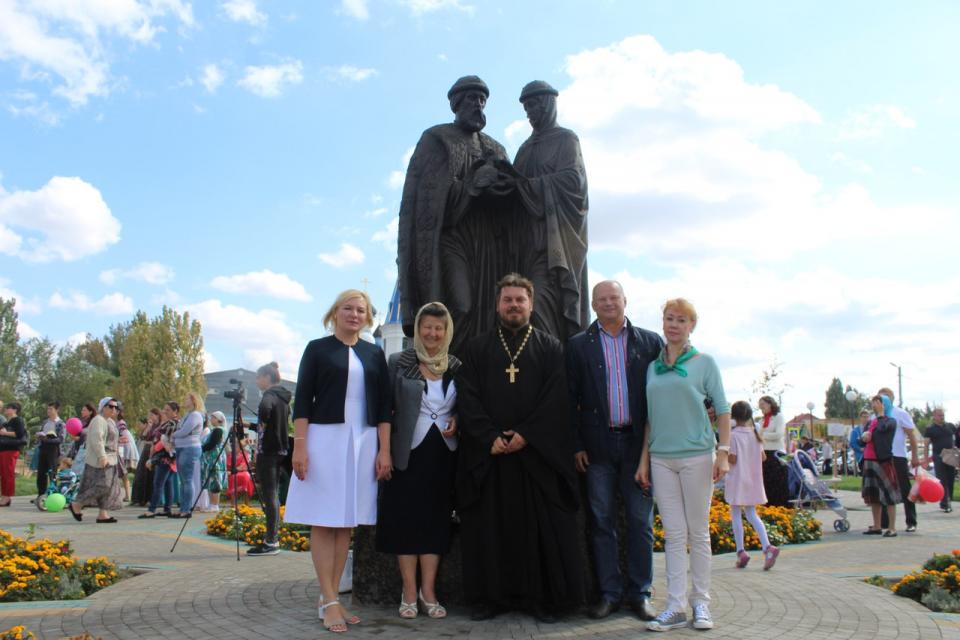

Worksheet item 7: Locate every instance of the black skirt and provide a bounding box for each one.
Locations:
[130,442,154,506]
[376,426,456,555]
[762,451,791,508]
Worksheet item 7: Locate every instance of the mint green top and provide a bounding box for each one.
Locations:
[646,353,729,459]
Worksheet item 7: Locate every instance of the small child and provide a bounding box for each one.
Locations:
[55,457,78,493]
[726,400,779,570]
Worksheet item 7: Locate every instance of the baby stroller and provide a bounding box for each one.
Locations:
[37,468,81,512]
[786,448,850,532]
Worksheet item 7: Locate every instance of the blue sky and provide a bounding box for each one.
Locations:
[2,0,958,418]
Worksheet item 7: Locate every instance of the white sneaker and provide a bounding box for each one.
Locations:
[692,603,714,630]
[646,608,688,631]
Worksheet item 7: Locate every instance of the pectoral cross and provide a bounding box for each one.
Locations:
[505,363,519,383]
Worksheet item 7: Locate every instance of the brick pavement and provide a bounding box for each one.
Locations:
[1,491,958,639]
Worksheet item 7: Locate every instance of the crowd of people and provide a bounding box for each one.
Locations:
[1,274,956,634]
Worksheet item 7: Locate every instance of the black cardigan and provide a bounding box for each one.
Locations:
[293,336,392,426]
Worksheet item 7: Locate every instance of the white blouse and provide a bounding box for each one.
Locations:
[761,412,787,452]
[411,378,458,452]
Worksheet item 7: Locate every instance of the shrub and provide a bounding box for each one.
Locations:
[0,530,121,602]
[653,491,822,554]
[206,505,310,551]
[890,549,960,611]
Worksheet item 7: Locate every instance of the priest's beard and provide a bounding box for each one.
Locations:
[499,311,530,331]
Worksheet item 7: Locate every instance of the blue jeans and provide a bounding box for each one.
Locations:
[175,446,201,514]
[585,431,655,602]
[149,463,174,513]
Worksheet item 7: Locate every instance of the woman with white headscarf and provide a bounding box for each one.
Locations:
[68,397,123,523]
[376,302,460,619]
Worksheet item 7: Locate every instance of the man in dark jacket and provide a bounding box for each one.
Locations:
[566,281,663,620]
[247,362,292,556]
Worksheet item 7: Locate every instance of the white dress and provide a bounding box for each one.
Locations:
[284,347,379,527]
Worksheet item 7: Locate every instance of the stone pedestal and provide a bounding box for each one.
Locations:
[351,478,634,607]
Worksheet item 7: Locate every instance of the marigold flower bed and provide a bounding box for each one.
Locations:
[887,549,960,612]
[0,529,121,602]
[652,492,822,554]
[206,505,311,551]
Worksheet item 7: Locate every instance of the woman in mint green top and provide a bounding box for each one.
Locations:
[636,298,730,632]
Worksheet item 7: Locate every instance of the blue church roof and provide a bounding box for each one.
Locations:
[384,280,401,325]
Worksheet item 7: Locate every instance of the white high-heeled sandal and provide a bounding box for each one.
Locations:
[319,599,347,633]
[399,593,418,619]
[418,590,447,619]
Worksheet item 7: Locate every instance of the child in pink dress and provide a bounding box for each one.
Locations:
[726,401,779,570]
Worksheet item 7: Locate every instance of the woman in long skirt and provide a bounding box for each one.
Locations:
[376,302,459,619]
[285,289,393,633]
[69,398,123,523]
[758,396,791,507]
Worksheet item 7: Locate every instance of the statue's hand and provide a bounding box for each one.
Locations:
[493,158,522,178]
[472,162,498,190]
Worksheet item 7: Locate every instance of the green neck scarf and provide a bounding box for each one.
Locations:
[654,345,699,377]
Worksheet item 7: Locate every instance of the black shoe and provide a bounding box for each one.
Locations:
[246,542,280,556]
[862,528,883,535]
[588,599,620,619]
[531,605,557,624]
[470,603,499,621]
[945,507,953,513]
[906,524,917,532]
[627,596,656,621]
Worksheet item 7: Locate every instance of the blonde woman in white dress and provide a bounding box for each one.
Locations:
[285,289,393,633]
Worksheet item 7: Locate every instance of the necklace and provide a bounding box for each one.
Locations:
[497,325,533,383]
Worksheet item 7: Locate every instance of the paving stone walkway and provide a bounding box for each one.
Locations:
[1,490,959,639]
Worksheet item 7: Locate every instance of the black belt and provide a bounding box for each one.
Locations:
[609,424,633,433]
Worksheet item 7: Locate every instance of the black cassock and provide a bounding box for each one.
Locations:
[457,325,584,611]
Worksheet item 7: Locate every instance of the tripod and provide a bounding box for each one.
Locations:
[170,392,263,560]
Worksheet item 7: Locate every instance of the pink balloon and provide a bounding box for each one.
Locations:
[918,478,944,503]
[65,417,83,437]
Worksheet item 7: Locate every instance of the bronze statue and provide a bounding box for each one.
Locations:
[397,77,588,353]
[504,80,589,341]
[397,75,517,355]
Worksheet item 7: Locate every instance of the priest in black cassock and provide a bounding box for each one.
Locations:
[456,272,584,623]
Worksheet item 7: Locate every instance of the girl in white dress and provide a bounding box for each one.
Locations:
[286,289,393,633]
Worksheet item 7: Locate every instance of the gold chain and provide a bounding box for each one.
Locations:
[498,325,533,383]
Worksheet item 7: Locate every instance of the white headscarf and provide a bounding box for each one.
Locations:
[413,301,454,377]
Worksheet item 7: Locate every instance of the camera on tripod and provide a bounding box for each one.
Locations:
[223,378,245,401]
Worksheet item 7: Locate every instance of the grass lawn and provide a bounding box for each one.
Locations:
[16,474,37,497]
[835,473,960,501]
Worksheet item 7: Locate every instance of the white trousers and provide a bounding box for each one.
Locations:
[651,452,714,611]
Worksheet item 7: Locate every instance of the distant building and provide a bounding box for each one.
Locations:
[204,368,296,423]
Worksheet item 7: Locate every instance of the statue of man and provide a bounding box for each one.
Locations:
[505,80,590,342]
[397,75,516,356]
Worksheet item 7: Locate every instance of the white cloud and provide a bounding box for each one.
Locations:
[183,299,305,376]
[318,243,365,268]
[200,63,225,93]
[0,278,42,314]
[210,270,312,302]
[387,146,415,189]
[364,207,388,218]
[340,0,369,21]
[7,92,60,126]
[326,64,378,82]
[202,349,221,373]
[840,104,917,140]
[48,291,134,315]
[400,0,475,16]
[496,35,956,265]
[221,0,267,26]
[100,262,175,286]
[0,0,194,105]
[0,176,120,262]
[829,151,873,174]
[371,216,398,252]
[237,60,303,98]
[18,320,40,340]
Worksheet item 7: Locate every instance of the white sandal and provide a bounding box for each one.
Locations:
[418,590,447,619]
[319,598,347,633]
[399,593,418,619]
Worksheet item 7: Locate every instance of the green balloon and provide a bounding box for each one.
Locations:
[45,493,67,512]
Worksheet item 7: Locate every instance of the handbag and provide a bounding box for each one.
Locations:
[941,447,960,470]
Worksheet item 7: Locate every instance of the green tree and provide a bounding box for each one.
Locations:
[824,378,867,420]
[0,297,26,399]
[116,307,206,421]
[35,345,117,418]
